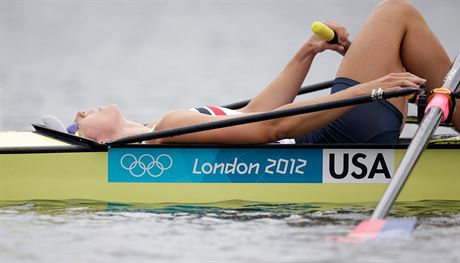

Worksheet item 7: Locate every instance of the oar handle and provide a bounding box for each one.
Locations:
[311,21,350,56]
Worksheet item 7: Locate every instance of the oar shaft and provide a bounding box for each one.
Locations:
[111,88,417,144]
[221,80,333,110]
[371,107,442,220]
[371,53,460,220]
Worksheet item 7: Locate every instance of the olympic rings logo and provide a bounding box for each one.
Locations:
[120,154,173,177]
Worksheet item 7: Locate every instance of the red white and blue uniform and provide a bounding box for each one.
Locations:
[190,106,243,116]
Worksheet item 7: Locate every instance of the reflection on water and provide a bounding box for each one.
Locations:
[2,199,459,216]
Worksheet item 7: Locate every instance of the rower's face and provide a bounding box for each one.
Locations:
[74,104,122,140]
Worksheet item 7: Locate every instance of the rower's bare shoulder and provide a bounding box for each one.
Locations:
[155,109,213,131]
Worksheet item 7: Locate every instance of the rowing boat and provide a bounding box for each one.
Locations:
[1,125,459,205]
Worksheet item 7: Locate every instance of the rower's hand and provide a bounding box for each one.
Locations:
[309,21,349,54]
[355,72,426,95]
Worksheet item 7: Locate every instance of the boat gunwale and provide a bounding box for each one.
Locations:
[2,140,459,154]
[2,125,459,154]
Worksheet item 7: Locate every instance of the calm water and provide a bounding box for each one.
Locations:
[1,200,460,263]
[1,1,460,262]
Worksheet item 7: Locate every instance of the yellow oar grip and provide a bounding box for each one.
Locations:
[407,93,417,103]
[311,21,335,42]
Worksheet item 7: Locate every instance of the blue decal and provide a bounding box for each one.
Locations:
[108,148,322,183]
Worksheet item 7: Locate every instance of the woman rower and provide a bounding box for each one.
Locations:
[71,0,457,144]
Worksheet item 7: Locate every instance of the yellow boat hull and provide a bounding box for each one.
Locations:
[1,148,459,204]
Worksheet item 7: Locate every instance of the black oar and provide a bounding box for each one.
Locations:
[222,80,333,110]
[111,88,418,145]
[338,54,460,242]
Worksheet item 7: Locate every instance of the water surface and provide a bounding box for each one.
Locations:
[1,200,459,262]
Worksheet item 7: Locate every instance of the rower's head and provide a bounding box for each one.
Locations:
[73,104,124,142]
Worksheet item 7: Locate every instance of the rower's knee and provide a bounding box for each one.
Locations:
[376,0,422,20]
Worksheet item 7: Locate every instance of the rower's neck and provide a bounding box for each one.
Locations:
[110,121,150,142]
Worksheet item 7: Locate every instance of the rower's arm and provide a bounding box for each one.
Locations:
[241,23,349,114]
[150,110,276,144]
[240,41,318,113]
[151,73,424,145]
[151,88,363,145]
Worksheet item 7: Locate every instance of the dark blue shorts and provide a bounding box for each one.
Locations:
[295,77,403,144]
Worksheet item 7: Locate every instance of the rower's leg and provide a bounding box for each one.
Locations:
[336,0,451,119]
